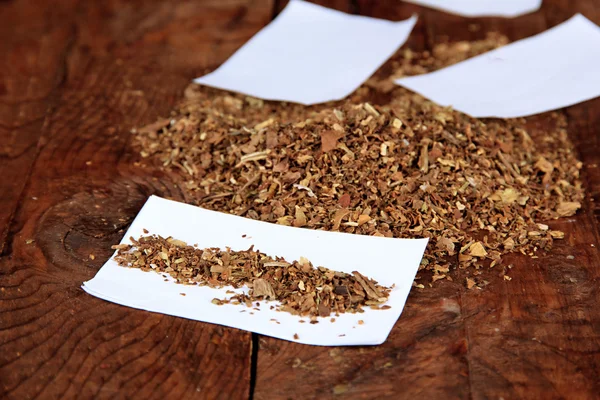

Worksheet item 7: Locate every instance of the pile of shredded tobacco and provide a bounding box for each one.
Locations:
[130,34,584,289]
[113,235,391,318]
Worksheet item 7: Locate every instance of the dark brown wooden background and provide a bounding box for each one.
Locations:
[1,1,599,399]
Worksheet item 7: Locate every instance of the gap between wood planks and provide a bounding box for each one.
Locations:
[249,333,259,400]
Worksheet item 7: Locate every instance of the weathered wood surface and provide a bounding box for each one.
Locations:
[0,1,273,398]
[1,1,599,399]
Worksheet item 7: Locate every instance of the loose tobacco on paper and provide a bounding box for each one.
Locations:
[113,235,391,318]
[130,34,584,289]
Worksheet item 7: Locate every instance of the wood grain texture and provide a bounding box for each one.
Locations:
[254,1,600,400]
[422,3,600,399]
[0,0,79,254]
[1,1,599,400]
[274,0,355,14]
[0,1,274,399]
[255,286,470,399]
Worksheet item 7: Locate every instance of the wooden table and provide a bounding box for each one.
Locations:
[1,1,599,399]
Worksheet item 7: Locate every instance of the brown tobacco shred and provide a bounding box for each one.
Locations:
[113,235,391,317]
[130,34,584,289]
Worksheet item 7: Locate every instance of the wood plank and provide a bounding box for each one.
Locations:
[255,285,470,399]
[0,0,80,254]
[254,3,471,399]
[423,1,600,399]
[567,98,600,226]
[455,219,600,399]
[0,1,273,399]
[254,1,600,399]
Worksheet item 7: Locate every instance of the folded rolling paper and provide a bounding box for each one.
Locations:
[83,196,429,346]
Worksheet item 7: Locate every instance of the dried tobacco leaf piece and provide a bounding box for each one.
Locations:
[334,285,349,295]
[466,278,476,289]
[318,303,331,317]
[352,271,385,301]
[556,202,581,217]
[468,242,488,258]
[490,188,520,204]
[503,238,515,250]
[320,130,344,153]
[252,278,277,300]
[436,237,455,254]
[338,194,351,208]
